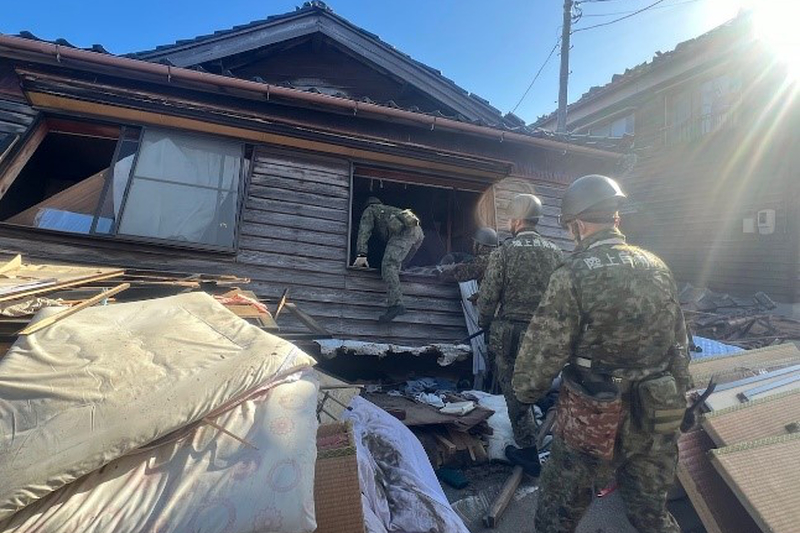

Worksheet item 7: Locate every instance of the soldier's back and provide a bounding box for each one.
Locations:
[564,231,682,373]
[498,230,563,319]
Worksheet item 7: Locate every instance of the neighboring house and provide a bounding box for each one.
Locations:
[537,13,800,305]
[0,1,621,346]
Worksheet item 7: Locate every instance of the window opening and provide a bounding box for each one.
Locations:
[350,171,484,275]
[0,118,250,251]
[0,122,120,233]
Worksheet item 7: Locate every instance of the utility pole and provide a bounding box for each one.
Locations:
[557,0,573,133]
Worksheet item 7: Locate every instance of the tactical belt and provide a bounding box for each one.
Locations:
[574,356,671,395]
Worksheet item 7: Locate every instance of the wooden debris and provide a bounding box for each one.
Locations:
[203,418,259,450]
[484,466,524,528]
[19,283,130,335]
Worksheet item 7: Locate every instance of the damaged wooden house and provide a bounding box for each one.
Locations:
[0,1,621,373]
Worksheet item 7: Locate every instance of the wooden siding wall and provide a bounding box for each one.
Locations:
[622,131,798,302]
[0,144,468,346]
[493,176,572,250]
[241,148,467,345]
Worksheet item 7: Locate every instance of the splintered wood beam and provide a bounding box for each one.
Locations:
[284,302,330,337]
[0,119,48,201]
[19,282,130,335]
[485,465,524,528]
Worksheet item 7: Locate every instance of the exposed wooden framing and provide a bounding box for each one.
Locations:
[0,117,47,200]
[446,189,453,253]
[353,165,495,192]
[26,92,507,181]
[347,161,354,264]
[45,117,120,139]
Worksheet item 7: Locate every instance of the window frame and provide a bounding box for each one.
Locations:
[666,72,740,144]
[588,113,634,138]
[0,115,253,254]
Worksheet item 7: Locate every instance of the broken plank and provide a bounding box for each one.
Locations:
[20,283,130,335]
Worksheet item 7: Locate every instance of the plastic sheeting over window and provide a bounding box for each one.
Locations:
[117,129,243,248]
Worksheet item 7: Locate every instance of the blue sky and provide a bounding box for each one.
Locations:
[0,0,743,122]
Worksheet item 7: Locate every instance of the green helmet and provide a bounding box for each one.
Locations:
[473,227,499,248]
[508,194,543,222]
[559,174,627,225]
[365,196,382,207]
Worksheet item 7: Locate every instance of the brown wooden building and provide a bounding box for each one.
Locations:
[0,2,620,346]
[537,13,800,306]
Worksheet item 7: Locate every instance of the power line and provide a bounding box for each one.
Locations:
[579,0,701,17]
[509,40,561,115]
[572,0,670,33]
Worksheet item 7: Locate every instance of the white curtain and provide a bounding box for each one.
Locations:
[116,129,242,246]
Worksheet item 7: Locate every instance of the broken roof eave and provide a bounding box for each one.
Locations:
[0,35,621,161]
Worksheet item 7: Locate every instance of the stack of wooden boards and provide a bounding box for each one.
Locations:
[364,392,493,469]
[678,343,800,533]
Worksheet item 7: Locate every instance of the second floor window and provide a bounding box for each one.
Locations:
[669,74,740,142]
[589,113,634,138]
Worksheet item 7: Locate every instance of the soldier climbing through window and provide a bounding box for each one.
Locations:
[352,196,425,323]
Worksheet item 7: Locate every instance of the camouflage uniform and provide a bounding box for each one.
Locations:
[512,228,692,533]
[477,229,563,447]
[356,203,424,307]
[439,250,492,283]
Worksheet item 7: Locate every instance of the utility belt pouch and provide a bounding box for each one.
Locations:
[396,209,420,229]
[634,374,685,435]
[554,368,623,461]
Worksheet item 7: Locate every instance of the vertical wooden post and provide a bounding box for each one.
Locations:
[446,188,454,253]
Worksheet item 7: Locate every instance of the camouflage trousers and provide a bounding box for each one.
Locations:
[535,411,681,533]
[489,318,537,448]
[382,225,424,306]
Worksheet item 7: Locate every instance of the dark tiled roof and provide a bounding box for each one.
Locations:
[533,12,754,127]
[13,31,110,55]
[124,1,501,117]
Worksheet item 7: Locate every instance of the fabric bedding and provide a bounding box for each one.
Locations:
[0,370,320,533]
[0,292,316,520]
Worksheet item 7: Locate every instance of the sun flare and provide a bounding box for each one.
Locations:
[748,0,800,78]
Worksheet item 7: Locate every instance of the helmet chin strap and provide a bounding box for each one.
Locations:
[569,221,583,244]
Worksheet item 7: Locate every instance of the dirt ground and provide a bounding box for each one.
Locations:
[443,463,707,533]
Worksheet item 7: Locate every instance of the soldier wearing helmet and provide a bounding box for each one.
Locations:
[353,196,424,322]
[477,193,563,475]
[438,227,499,285]
[512,175,692,532]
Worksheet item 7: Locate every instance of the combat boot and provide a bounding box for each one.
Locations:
[378,305,406,323]
[505,445,541,477]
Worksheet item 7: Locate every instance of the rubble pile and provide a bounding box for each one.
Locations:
[680,284,800,349]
